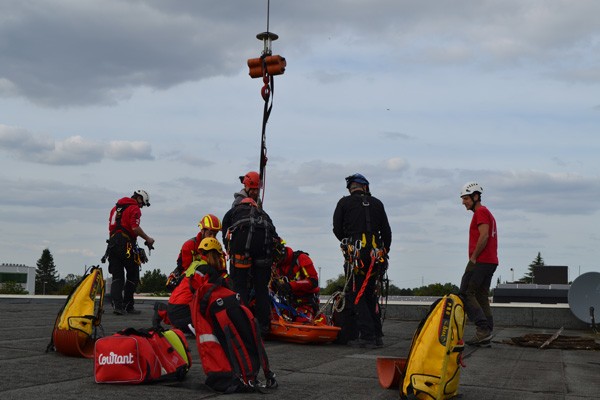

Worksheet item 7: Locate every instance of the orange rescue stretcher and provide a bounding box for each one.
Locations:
[267,295,340,344]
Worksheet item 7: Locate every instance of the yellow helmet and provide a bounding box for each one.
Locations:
[197,237,223,254]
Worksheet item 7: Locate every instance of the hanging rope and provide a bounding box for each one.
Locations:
[259,56,274,204]
[247,0,286,206]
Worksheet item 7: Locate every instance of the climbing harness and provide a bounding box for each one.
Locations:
[336,208,390,322]
[247,0,286,206]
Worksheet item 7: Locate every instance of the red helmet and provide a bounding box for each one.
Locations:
[198,214,222,231]
[239,171,261,189]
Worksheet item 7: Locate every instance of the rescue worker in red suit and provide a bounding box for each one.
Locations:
[174,214,222,279]
[155,237,229,334]
[271,243,322,323]
[153,214,222,333]
[107,189,155,315]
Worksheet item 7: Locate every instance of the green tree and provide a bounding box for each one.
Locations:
[35,248,59,294]
[413,283,459,296]
[57,273,82,295]
[138,269,168,294]
[320,274,453,297]
[0,281,29,294]
[320,274,346,295]
[388,284,413,296]
[521,252,544,283]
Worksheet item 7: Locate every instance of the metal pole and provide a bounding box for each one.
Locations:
[318,267,321,288]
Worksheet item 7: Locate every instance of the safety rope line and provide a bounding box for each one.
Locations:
[259,57,273,205]
[324,239,359,317]
[377,268,390,322]
[354,251,376,305]
[258,0,273,205]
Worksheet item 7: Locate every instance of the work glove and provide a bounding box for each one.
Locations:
[166,269,183,291]
[273,279,291,296]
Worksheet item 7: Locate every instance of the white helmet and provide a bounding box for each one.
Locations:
[460,182,483,197]
[134,189,150,207]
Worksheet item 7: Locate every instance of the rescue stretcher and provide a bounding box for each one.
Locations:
[267,295,340,344]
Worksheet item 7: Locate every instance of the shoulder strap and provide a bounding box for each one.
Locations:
[117,327,153,337]
[291,250,308,267]
[112,202,131,233]
[360,194,372,233]
[228,206,275,256]
[199,276,225,315]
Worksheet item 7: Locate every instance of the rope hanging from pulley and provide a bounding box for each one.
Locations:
[246,0,286,206]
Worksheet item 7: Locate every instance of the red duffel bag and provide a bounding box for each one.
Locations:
[94,327,191,384]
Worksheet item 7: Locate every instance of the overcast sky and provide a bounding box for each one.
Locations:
[1,0,599,289]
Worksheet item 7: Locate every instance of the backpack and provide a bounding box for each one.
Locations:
[94,327,191,384]
[190,276,277,393]
[225,203,277,257]
[46,265,105,358]
[401,294,465,400]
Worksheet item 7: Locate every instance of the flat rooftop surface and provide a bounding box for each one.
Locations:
[1,298,599,400]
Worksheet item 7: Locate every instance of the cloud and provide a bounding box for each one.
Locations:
[382,131,412,140]
[106,141,154,161]
[1,1,599,107]
[0,125,153,165]
[0,124,54,151]
[553,67,600,84]
[31,135,105,165]
[0,1,260,107]
[160,152,215,167]
[485,170,600,215]
[385,157,409,172]
[0,175,113,209]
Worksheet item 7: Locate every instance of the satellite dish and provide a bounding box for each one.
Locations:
[568,272,600,324]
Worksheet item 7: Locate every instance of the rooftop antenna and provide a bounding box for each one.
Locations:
[257,0,277,56]
[247,0,286,206]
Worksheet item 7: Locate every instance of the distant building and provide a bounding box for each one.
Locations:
[0,263,36,294]
[533,265,569,284]
[494,266,570,304]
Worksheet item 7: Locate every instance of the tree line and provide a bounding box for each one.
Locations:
[0,248,551,295]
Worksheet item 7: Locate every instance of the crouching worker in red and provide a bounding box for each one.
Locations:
[187,237,229,291]
[154,237,228,333]
[187,236,276,393]
[271,242,323,324]
[167,214,222,290]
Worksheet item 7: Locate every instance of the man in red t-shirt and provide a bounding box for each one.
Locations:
[459,182,498,346]
[107,189,155,315]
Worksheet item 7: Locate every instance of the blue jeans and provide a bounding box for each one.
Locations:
[459,262,497,331]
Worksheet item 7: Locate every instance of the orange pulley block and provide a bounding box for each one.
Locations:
[247,31,286,78]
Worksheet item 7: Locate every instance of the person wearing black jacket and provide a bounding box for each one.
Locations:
[222,196,278,336]
[333,173,392,348]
